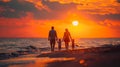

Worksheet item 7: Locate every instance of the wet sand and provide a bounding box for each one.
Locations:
[0,45,120,67]
[38,46,120,67]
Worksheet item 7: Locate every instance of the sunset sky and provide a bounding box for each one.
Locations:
[0,0,120,38]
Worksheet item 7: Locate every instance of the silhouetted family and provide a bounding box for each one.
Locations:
[48,26,75,52]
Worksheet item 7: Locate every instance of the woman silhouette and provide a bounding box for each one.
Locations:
[63,28,72,50]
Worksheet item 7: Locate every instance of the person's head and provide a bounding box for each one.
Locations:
[51,26,54,30]
[65,28,68,32]
[59,39,61,41]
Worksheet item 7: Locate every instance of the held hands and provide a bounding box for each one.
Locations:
[48,38,50,41]
[56,37,58,41]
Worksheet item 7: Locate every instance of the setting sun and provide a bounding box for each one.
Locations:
[72,20,79,26]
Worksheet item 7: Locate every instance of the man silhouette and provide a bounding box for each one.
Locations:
[48,26,58,51]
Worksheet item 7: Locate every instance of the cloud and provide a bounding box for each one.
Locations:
[89,14,120,22]
[102,19,120,26]
[0,0,54,19]
[25,0,50,11]
[0,6,5,12]
[1,0,11,2]
[49,0,83,4]
[0,0,120,20]
[42,0,77,11]
[0,0,78,20]
[99,19,120,37]
[49,0,120,15]
[0,0,37,18]
[0,12,46,37]
[116,0,120,3]
[0,13,32,29]
[77,0,120,15]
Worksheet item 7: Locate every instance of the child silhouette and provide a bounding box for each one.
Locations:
[57,39,62,51]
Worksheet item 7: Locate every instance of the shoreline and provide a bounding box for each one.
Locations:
[0,45,120,67]
[1,44,120,60]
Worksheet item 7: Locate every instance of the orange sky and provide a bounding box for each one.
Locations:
[0,0,120,38]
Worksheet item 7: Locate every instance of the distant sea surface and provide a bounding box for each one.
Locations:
[0,38,120,53]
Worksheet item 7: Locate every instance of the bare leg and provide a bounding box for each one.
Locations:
[50,41,53,51]
[58,45,61,51]
[65,42,69,50]
[52,41,55,51]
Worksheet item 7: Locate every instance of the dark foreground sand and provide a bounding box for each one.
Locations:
[38,45,120,67]
[0,45,120,67]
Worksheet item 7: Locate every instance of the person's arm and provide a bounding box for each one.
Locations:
[55,31,58,40]
[48,31,50,41]
[69,32,72,40]
[62,32,65,41]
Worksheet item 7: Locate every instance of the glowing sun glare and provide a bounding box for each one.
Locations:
[72,20,79,26]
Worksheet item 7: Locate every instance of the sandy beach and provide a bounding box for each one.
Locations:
[0,45,120,67]
[38,46,120,67]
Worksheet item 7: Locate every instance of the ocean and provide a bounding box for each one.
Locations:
[0,38,120,53]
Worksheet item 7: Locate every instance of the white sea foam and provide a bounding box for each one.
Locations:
[0,38,120,53]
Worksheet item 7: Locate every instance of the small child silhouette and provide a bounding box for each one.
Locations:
[57,39,62,51]
[72,39,75,50]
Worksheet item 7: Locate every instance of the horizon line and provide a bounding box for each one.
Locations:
[0,37,120,39]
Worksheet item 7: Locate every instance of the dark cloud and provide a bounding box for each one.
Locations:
[42,0,77,11]
[104,14,120,20]
[0,0,37,18]
[116,0,120,3]
[34,0,77,19]
[0,0,78,20]
[0,0,120,20]
[90,14,120,21]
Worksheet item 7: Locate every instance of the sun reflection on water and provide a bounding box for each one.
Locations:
[0,57,75,67]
